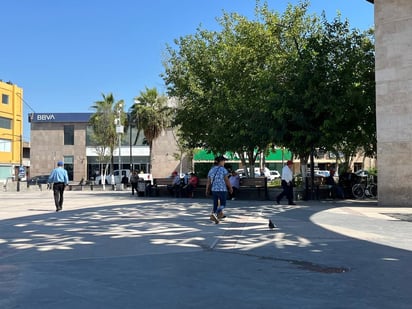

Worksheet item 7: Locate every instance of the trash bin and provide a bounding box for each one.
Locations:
[137,178,146,197]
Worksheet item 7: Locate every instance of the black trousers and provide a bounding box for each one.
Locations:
[229,187,239,199]
[277,180,294,204]
[53,182,65,209]
[131,182,138,194]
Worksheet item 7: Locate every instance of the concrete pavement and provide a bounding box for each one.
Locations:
[0,190,411,308]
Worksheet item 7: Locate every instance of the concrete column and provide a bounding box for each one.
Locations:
[375,0,412,205]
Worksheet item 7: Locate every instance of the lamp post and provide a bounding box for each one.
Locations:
[18,134,23,192]
[115,103,124,171]
[127,113,133,171]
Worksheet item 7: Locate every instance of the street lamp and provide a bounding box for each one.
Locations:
[127,113,133,171]
[115,103,124,171]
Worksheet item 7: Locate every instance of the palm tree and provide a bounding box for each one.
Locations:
[130,87,171,171]
[89,93,124,187]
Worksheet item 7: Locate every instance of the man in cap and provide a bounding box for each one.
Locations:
[206,155,233,223]
[276,160,296,205]
[48,161,69,211]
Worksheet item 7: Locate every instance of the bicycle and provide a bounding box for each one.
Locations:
[352,182,377,199]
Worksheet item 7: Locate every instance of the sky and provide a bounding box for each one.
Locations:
[1,0,374,141]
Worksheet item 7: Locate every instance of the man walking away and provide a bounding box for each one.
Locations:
[276,160,296,205]
[48,161,69,212]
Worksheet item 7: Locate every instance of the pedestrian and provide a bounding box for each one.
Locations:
[206,155,233,223]
[276,160,296,205]
[130,170,139,195]
[110,174,115,190]
[48,161,69,212]
[121,174,129,189]
[229,170,240,200]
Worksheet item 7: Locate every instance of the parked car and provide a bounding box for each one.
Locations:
[315,170,330,177]
[355,169,369,177]
[268,170,281,181]
[28,175,49,186]
[235,167,262,178]
[95,169,153,185]
[95,169,130,185]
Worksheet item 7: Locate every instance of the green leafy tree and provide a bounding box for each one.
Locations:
[163,4,289,176]
[275,12,375,174]
[89,93,124,188]
[163,0,375,179]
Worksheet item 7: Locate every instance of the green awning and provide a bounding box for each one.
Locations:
[193,149,291,161]
[265,149,292,161]
[193,150,239,161]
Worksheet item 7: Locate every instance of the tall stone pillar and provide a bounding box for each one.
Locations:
[375,0,412,206]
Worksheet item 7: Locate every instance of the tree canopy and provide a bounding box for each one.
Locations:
[162,0,375,170]
[129,87,171,166]
[89,93,124,185]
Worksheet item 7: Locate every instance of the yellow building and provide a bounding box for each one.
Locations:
[0,80,23,181]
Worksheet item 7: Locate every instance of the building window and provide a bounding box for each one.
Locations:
[0,117,12,129]
[64,125,74,145]
[353,163,363,172]
[0,139,11,152]
[2,94,9,104]
[63,156,74,181]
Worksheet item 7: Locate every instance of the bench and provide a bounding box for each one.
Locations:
[68,180,97,191]
[152,177,209,197]
[152,178,173,196]
[238,177,268,200]
[152,177,268,200]
[191,178,208,197]
[302,177,335,200]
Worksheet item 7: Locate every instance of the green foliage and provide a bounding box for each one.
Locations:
[267,178,282,188]
[368,167,377,176]
[193,163,214,178]
[162,0,375,168]
[89,93,124,167]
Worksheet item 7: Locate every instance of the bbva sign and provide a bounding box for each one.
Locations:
[36,114,56,121]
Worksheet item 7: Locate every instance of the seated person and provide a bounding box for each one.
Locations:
[229,171,240,200]
[184,172,199,197]
[168,171,181,197]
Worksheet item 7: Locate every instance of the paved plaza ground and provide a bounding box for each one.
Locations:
[0,190,411,308]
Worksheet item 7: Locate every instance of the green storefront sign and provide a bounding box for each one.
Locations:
[194,149,291,162]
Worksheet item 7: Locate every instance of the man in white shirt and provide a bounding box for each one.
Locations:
[276,160,296,205]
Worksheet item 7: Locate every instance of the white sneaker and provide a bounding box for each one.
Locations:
[210,213,219,224]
